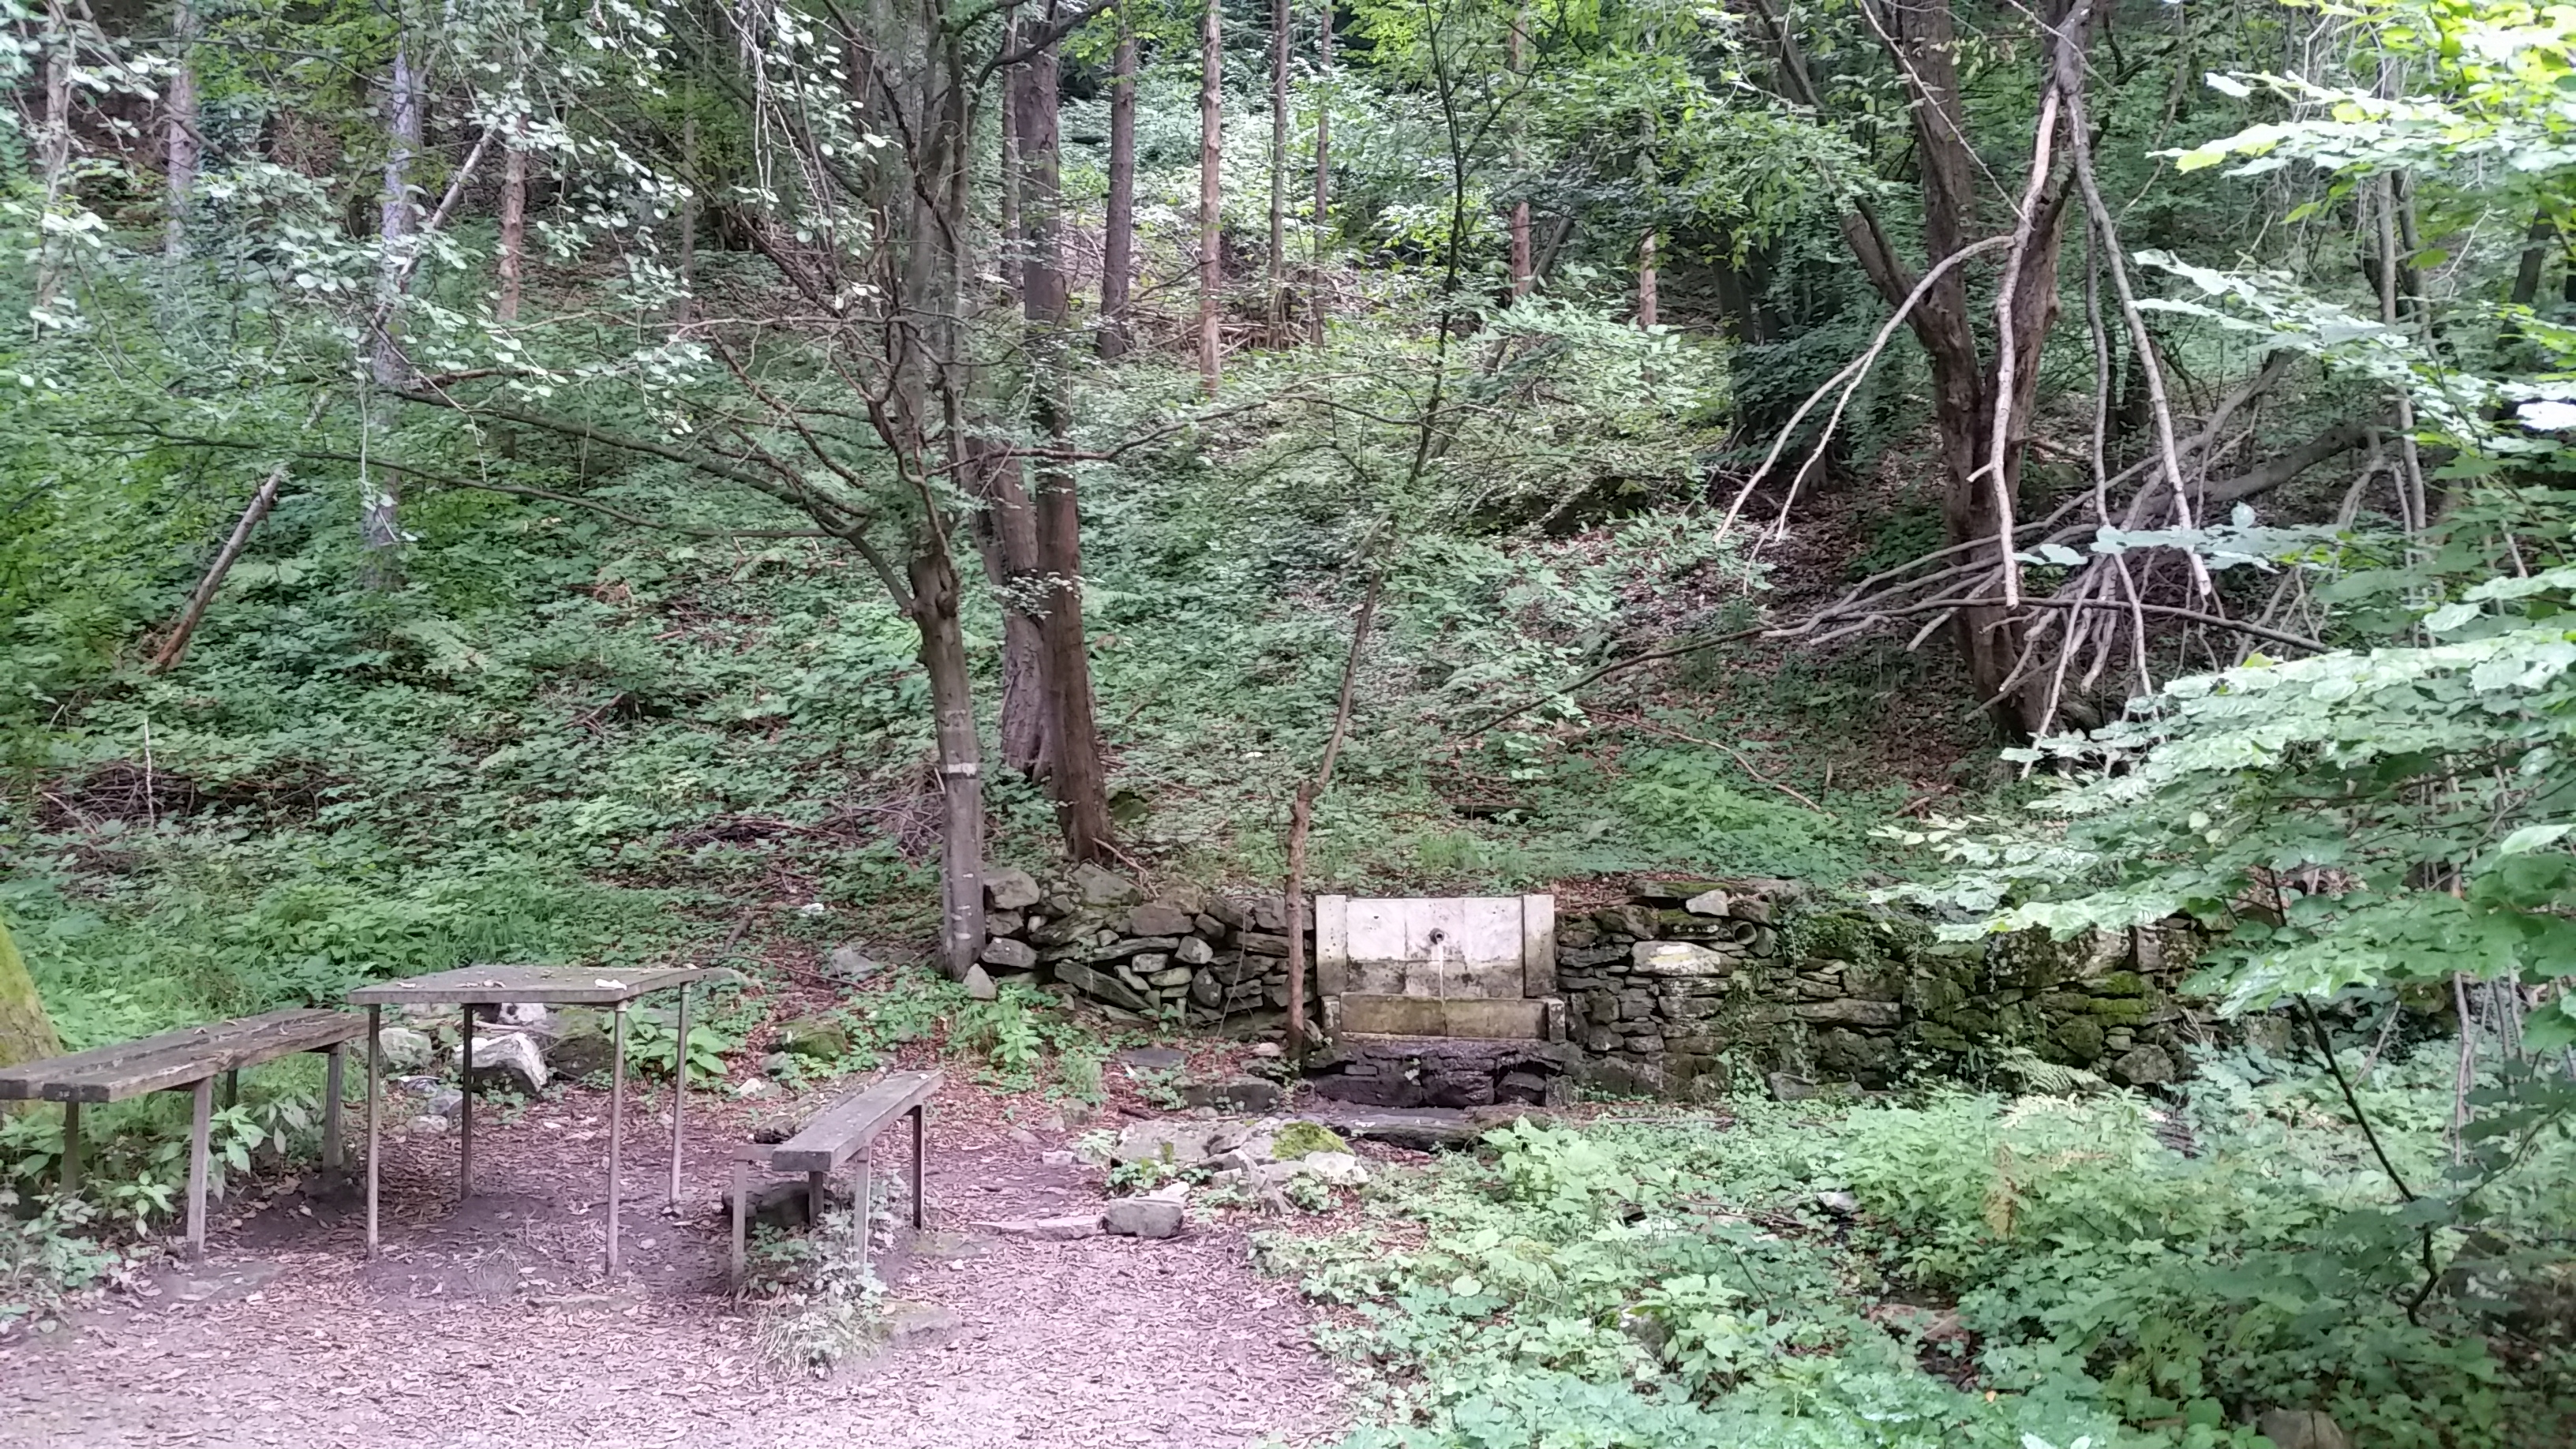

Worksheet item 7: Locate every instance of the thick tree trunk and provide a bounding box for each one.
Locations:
[1310,1,1331,343]
[998,18,1023,304]
[166,0,200,268]
[498,114,527,322]
[909,549,988,981]
[1198,0,1224,394]
[964,435,1049,776]
[1099,11,1137,358]
[1013,35,1116,863]
[363,31,426,587]
[0,918,62,1091]
[1267,0,1290,341]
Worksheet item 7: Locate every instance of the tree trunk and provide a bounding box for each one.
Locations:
[1013,33,1117,862]
[0,917,62,1090]
[1198,0,1224,394]
[1267,0,1290,341]
[1310,2,1331,343]
[363,30,426,587]
[908,548,988,981]
[1636,230,1657,328]
[498,114,528,323]
[676,104,698,323]
[1099,9,1137,358]
[151,459,291,674]
[165,0,200,268]
[1507,9,1530,298]
[998,17,1024,304]
[964,435,1049,776]
[33,0,73,324]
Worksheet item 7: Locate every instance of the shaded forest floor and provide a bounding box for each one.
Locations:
[0,1071,1346,1449]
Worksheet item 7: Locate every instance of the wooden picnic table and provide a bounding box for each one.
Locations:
[0,1008,368,1261]
[345,964,719,1278]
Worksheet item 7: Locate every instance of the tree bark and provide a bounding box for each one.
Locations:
[909,549,988,981]
[998,17,1024,304]
[1507,9,1530,298]
[1098,8,1137,358]
[1282,571,1381,1060]
[1013,32,1116,862]
[1636,230,1657,327]
[166,0,200,268]
[0,917,61,1110]
[1198,0,1224,394]
[1267,0,1290,341]
[1310,2,1331,343]
[964,435,1049,776]
[498,114,528,323]
[363,26,427,587]
[151,460,291,675]
[33,0,73,324]
[676,103,698,323]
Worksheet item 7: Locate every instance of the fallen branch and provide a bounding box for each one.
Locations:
[146,394,331,674]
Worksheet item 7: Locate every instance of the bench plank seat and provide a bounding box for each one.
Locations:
[769,1069,942,1174]
[0,1008,366,1104]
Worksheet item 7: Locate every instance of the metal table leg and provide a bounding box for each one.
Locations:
[668,983,688,1204]
[910,1103,927,1228]
[61,1102,80,1193]
[458,1004,474,1200]
[366,1005,380,1256]
[729,1155,749,1290]
[852,1148,872,1277]
[185,1077,213,1263]
[321,1044,345,1189]
[607,1002,627,1279]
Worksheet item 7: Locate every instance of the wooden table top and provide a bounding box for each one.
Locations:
[346,964,717,1007]
[0,1008,366,1104]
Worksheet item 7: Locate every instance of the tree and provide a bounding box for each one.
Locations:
[1198,0,1223,393]
[1099,1,1139,358]
[0,916,62,1098]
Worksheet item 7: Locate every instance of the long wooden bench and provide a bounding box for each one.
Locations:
[0,1007,368,1260]
[730,1068,942,1288]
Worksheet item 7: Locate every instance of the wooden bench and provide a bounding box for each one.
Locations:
[730,1069,941,1288]
[0,1008,369,1260]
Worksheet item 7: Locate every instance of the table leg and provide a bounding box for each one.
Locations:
[322,1044,345,1188]
[852,1148,872,1278]
[729,1156,748,1291]
[458,1004,474,1201]
[185,1077,213,1264]
[607,1002,627,1279]
[61,1102,81,1193]
[910,1103,927,1229]
[366,1005,380,1257]
[669,983,688,1204]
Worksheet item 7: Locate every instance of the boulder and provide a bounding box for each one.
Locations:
[496,1002,552,1035]
[777,1015,850,1060]
[1114,1046,1189,1073]
[406,1114,451,1136]
[1126,903,1195,938]
[962,964,998,1002]
[539,1006,614,1079]
[2110,1044,2176,1086]
[466,1032,548,1094]
[1103,1186,1187,1239]
[979,936,1037,970]
[1765,1072,1818,1103]
[374,1026,436,1074]
[1109,1120,1222,1167]
[1299,1151,1369,1188]
[2255,1410,2350,1449]
[985,911,1025,940]
[984,867,1043,911]
[1071,863,1142,907]
[824,945,885,985]
[759,1050,796,1077]
[1814,1189,1860,1217]
[1681,889,1732,917]
[981,1214,1103,1241]
[1592,904,1661,938]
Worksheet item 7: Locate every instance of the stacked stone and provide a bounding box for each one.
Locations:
[975,862,1316,1029]
[1556,882,1800,1094]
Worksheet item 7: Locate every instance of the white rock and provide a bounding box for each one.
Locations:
[407,1114,451,1136]
[375,1027,435,1073]
[982,1214,1103,1241]
[1682,889,1732,917]
[1301,1152,1371,1188]
[466,1031,549,1094]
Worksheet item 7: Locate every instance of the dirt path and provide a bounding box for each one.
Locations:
[0,1077,1347,1449]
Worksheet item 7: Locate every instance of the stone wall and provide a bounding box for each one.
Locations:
[979,863,1316,1033]
[1559,878,2204,1097]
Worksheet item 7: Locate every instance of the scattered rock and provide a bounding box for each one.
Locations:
[1267,1121,1349,1159]
[1681,889,1732,917]
[1180,1077,1281,1114]
[1071,863,1142,907]
[883,1300,964,1347]
[1247,1042,1282,1059]
[2255,1409,2351,1449]
[496,1002,552,1035]
[732,1079,773,1099]
[962,964,998,1001]
[1814,1189,1860,1217]
[1767,1072,1818,1103]
[1109,1120,1222,1167]
[776,1015,849,1060]
[1868,1302,1968,1345]
[984,867,1043,911]
[732,1178,851,1232]
[1039,1149,1076,1166]
[1300,1152,1370,1188]
[406,1114,451,1136]
[979,937,1038,970]
[824,945,885,984]
[466,1032,549,1094]
[981,1214,1103,1241]
[542,1008,615,1079]
[1103,1187,1186,1239]
[760,1051,796,1078]
[374,1027,435,1074]
[2110,1044,2177,1086]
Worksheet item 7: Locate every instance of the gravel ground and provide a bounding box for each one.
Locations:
[0,1073,1348,1449]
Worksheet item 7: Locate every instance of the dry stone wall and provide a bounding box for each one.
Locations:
[979,863,1317,1032]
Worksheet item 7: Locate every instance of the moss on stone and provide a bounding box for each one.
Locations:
[1271,1121,1349,1159]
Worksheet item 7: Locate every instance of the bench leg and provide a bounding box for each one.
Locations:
[668,982,688,1204]
[910,1103,927,1229]
[222,1069,238,1112]
[61,1102,81,1193]
[852,1148,872,1276]
[366,1006,380,1256]
[458,1004,474,1201]
[607,1002,626,1279]
[185,1076,213,1264]
[321,1043,345,1189]
[729,1156,749,1292]
[806,1170,826,1231]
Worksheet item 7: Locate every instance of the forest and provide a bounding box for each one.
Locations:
[0,0,2572,1444]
